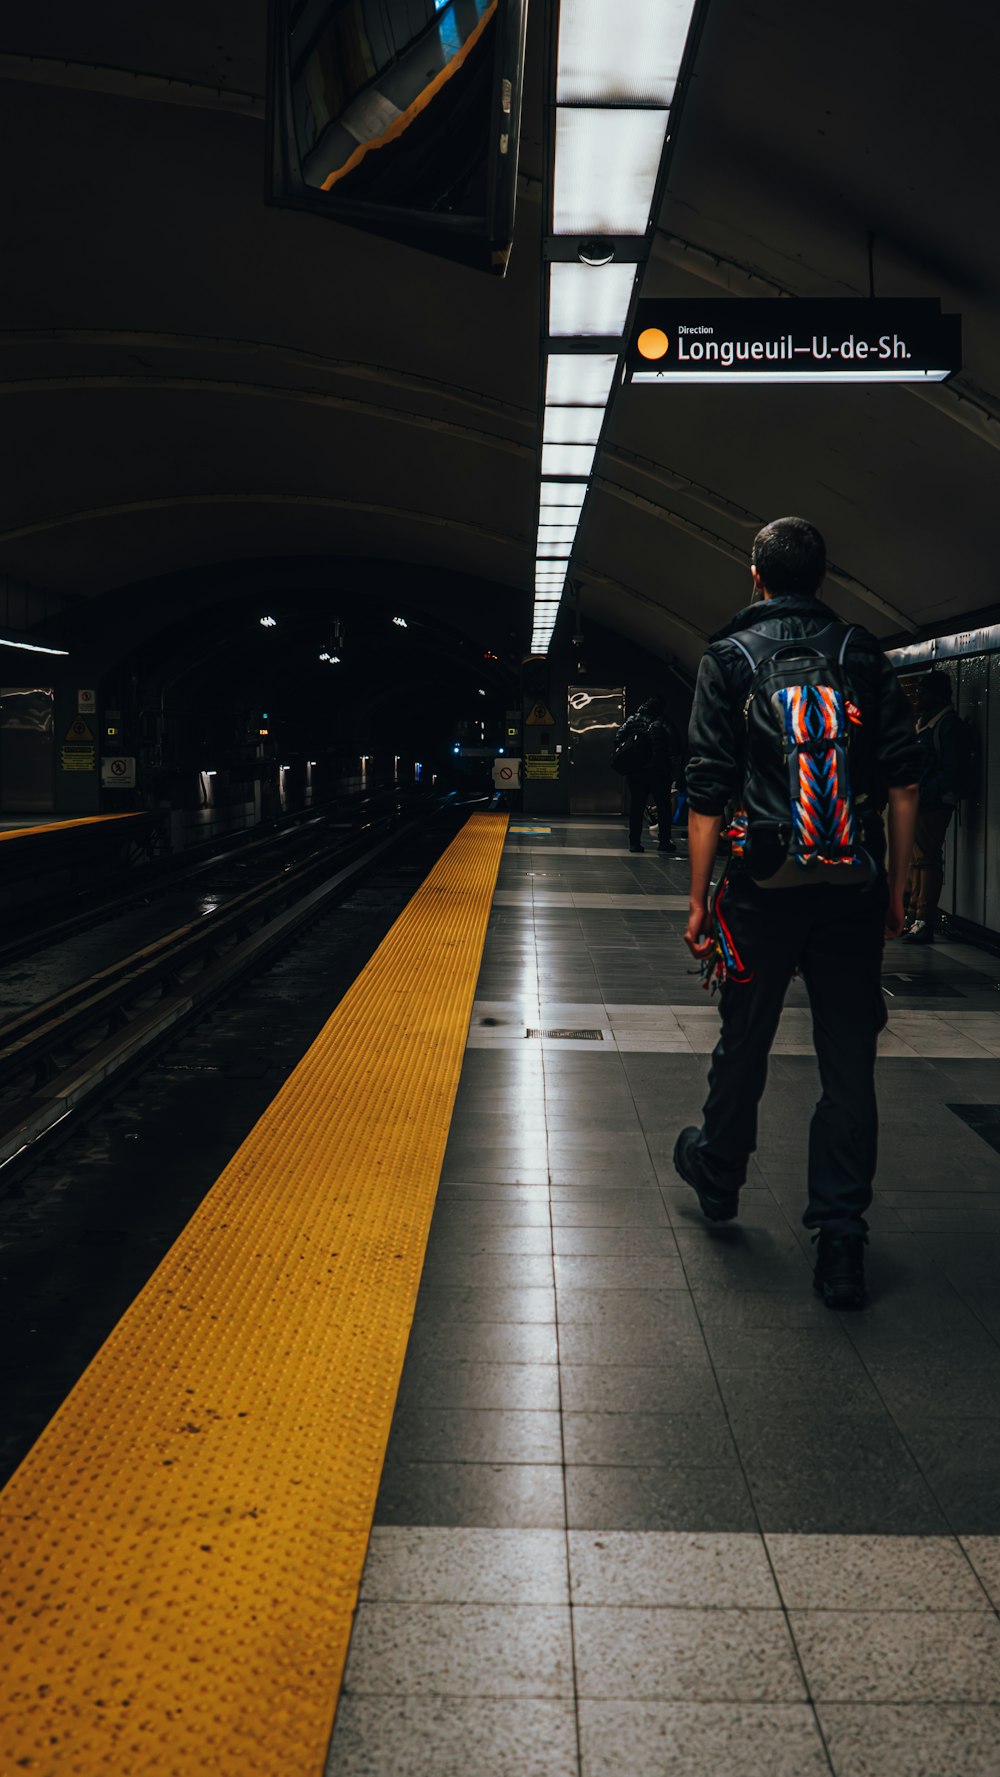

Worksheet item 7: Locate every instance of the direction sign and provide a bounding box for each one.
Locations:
[625,298,961,386]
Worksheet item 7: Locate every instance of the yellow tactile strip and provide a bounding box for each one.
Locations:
[0,810,508,1775]
[0,813,141,843]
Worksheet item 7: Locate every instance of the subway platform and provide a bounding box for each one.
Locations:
[332,814,1000,1776]
[3,810,1000,1776]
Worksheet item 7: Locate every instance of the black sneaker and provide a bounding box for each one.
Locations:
[628,843,644,853]
[673,1127,739,1223]
[813,1231,867,1309]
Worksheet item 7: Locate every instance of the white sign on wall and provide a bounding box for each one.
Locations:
[101,755,136,787]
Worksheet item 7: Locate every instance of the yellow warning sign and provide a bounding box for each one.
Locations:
[525,702,555,726]
[64,715,95,743]
[524,754,560,780]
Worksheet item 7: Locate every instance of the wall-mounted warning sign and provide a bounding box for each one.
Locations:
[101,755,136,787]
[525,701,555,726]
[61,714,96,772]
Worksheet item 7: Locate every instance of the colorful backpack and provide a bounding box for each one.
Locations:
[724,622,874,888]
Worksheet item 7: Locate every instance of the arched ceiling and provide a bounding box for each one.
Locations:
[0,0,997,677]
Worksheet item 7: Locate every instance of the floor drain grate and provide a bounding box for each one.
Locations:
[525,1027,604,1040]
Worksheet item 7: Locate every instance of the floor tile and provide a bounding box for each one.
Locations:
[569,1531,778,1607]
[558,1323,708,1367]
[328,1697,579,1777]
[385,1407,563,1465]
[342,1602,574,1696]
[410,1286,555,1323]
[554,1289,702,1331]
[404,1322,559,1365]
[790,1609,1000,1701]
[578,1701,829,1777]
[559,1363,720,1415]
[766,1534,992,1610]
[553,1255,688,1289]
[565,1464,758,1532]
[745,1463,950,1536]
[562,1410,733,1467]
[375,1461,566,1528]
[395,1361,560,1412]
[573,1605,805,1701]
[360,1527,569,1603]
[815,1703,1000,1777]
[960,1538,1000,1607]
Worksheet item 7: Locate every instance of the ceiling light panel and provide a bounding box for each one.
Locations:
[549,263,635,337]
[556,0,695,103]
[543,407,603,445]
[539,483,587,510]
[538,522,579,541]
[553,109,669,236]
[545,354,618,406]
[540,440,598,477]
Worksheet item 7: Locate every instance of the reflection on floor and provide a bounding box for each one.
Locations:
[328,816,1000,1777]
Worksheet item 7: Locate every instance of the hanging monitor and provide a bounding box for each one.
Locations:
[267,0,529,274]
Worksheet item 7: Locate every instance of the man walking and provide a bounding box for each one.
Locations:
[674,517,919,1308]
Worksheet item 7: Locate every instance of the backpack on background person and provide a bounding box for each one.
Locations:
[611,715,652,776]
[724,621,875,889]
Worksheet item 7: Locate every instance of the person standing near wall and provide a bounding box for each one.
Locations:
[613,695,675,854]
[904,672,960,944]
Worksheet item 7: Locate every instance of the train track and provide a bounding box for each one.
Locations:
[0,791,464,1176]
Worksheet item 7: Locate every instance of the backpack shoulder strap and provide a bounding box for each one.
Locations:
[725,620,857,671]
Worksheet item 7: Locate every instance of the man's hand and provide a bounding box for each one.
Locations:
[684,812,725,958]
[685,900,715,959]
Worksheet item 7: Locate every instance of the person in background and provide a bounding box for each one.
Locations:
[616,695,675,854]
[904,671,960,944]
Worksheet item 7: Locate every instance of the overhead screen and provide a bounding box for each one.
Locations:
[267,0,529,274]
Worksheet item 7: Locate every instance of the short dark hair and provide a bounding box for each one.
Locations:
[921,670,953,705]
[751,517,826,597]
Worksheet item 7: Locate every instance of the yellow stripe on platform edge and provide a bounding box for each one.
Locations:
[0,810,509,1775]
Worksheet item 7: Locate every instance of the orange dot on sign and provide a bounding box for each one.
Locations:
[638,328,669,360]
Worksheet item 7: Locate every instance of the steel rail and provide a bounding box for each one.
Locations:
[0,799,452,1173]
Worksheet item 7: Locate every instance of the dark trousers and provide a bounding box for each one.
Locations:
[626,773,672,847]
[910,806,954,921]
[691,871,888,1234]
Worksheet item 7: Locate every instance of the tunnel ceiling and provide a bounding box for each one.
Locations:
[0,0,998,677]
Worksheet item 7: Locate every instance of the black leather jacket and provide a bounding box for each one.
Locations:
[686,595,921,818]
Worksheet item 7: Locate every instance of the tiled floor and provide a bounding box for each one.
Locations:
[327,817,1000,1775]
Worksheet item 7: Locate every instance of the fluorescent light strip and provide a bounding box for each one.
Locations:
[540,441,597,477]
[631,369,955,384]
[543,407,603,445]
[556,0,694,104]
[545,353,618,406]
[549,263,635,338]
[538,527,579,543]
[540,487,587,511]
[0,635,70,654]
[553,108,669,236]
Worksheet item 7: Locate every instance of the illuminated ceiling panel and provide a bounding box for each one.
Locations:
[549,263,635,338]
[545,354,618,406]
[553,109,669,236]
[543,407,603,445]
[556,0,694,103]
